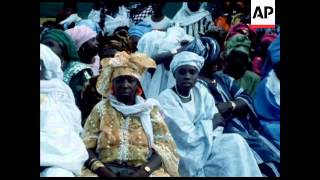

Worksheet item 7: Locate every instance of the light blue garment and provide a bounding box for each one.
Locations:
[158,81,262,177]
[128,21,152,38]
[254,73,280,146]
[262,34,280,78]
[76,19,101,34]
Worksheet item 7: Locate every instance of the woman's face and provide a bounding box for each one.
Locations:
[174,65,199,91]
[224,51,248,79]
[112,75,139,101]
[42,39,64,62]
[79,37,99,61]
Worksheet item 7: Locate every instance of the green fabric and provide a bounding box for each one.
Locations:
[235,70,260,97]
[40,29,80,61]
[225,33,251,58]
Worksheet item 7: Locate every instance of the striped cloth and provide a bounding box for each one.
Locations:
[180,15,212,38]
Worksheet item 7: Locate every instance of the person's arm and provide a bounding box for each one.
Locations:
[82,102,116,177]
[212,112,225,130]
[216,98,247,116]
[85,149,116,177]
[150,43,189,70]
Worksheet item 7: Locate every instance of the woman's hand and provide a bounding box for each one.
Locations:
[95,167,117,177]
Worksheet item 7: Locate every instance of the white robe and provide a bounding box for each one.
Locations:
[40,79,88,177]
[157,81,262,177]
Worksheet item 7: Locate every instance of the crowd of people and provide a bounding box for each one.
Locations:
[40,0,280,177]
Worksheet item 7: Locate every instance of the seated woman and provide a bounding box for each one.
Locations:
[220,34,260,97]
[40,44,88,177]
[40,29,93,112]
[157,51,262,177]
[65,26,100,76]
[81,51,179,177]
[254,35,280,147]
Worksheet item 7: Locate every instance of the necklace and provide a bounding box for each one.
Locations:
[175,85,191,99]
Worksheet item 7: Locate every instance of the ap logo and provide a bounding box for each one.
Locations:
[250,0,275,28]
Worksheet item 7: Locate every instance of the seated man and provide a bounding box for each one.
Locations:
[157,51,262,177]
[40,44,88,177]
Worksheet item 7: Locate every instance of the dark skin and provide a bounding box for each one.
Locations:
[151,41,190,70]
[187,2,201,12]
[200,61,249,119]
[112,75,139,105]
[223,50,248,80]
[129,35,140,52]
[151,2,166,22]
[86,75,162,177]
[41,39,65,63]
[78,37,99,64]
[173,65,225,129]
[173,65,199,103]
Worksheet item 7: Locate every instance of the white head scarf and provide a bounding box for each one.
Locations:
[172,2,210,27]
[40,44,63,80]
[170,51,205,74]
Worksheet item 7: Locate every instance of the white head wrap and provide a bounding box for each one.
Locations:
[40,44,64,80]
[170,51,205,74]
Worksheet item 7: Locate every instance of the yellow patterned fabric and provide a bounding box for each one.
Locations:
[96,51,156,97]
[81,99,179,177]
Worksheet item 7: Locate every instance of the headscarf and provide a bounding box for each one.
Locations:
[183,37,220,64]
[40,29,80,61]
[172,2,210,27]
[40,44,63,80]
[128,21,152,38]
[96,51,156,97]
[225,33,251,59]
[107,29,134,53]
[261,33,277,46]
[225,23,256,43]
[65,26,97,51]
[170,51,205,74]
[76,19,101,34]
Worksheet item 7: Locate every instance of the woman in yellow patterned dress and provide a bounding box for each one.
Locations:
[81,51,179,177]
